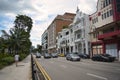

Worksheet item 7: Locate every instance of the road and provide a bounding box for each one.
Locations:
[37,57,120,80]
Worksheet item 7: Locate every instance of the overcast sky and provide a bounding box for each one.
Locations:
[0,0,97,47]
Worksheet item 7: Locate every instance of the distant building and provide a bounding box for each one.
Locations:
[47,12,75,53]
[41,30,48,54]
[57,28,70,55]
[89,0,120,58]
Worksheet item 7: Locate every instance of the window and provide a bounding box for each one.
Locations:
[77,34,81,39]
[106,0,108,6]
[103,1,105,8]
[66,31,69,35]
[71,38,73,42]
[92,17,98,24]
[68,40,69,43]
[116,0,120,12]
[96,17,98,22]
[104,13,107,18]
[109,9,113,16]
[60,35,62,38]
[108,0,111,4]
[70,29,73,33]
[93,33,96,38]
[92,19,95,24]
[107,11,109,17]
[102,14,104,20]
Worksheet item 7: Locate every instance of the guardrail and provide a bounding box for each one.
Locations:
[31,54,51,80]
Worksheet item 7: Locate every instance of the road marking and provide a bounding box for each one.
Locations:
[60,65,67,68]
[81,62,90,65]
[87,73,108,80]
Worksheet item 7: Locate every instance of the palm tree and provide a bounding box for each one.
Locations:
[0,15,33,55]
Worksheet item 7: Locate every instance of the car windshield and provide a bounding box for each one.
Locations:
[102,54,110,57]
[70,54,78,57]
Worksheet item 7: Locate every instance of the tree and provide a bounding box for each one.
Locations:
[13,14,33,54]
[37,44,42,53]
[14,14,33,33]
[62,25,68,29]
[0,14,33,55]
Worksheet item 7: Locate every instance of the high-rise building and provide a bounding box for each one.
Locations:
[47,12,75,53]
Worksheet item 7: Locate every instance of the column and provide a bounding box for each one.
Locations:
[85,40,89,55]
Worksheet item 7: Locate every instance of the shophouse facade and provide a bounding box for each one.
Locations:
[90,0,120,59]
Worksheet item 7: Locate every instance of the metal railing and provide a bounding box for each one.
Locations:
[31,54,51,80]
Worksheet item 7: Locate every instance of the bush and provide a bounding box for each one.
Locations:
[0,56,14,69]
[0,53,28,69]
[19,53,28,61]
[1,56,14,65]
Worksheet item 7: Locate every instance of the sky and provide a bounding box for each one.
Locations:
[0,0,97,47]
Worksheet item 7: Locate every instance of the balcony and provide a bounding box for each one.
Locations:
[98,30,120,40]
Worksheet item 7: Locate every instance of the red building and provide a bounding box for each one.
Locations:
[90,0,120,59]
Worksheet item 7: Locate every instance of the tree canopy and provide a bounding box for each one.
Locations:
[0,14,33,54]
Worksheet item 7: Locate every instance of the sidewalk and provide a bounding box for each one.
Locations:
[0,55,31,80]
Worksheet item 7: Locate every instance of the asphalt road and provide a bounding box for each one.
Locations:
[37,57,120,80]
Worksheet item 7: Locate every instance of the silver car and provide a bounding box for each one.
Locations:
[66,54,80,61]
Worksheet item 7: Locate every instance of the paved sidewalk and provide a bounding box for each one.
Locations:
[0,55,31,80]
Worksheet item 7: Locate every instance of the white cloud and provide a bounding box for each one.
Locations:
[78,0,97,14]
[0,0,98,47]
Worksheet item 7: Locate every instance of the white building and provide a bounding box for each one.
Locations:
[57,28,70,55]
[57,8,91,55]
[69,8,91,55]
[41,30,48,53]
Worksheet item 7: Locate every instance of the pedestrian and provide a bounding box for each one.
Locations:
[15,54,20,67]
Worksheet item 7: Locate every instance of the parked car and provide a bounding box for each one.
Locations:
[58,53,64,57]
[101,54,116,62]
[91,54,115,62]
[36,53,41,58]
[51,53,58,58]
[79,53,90,59]
[66,53,80,61]
[74,52,90,59]
[44,53,51,59]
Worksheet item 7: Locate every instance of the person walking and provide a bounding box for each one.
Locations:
[15,54,20,67]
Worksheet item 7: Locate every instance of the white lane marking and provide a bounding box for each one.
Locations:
[81,62,90,65]
[60,65,67,68]
[87,73,108,80]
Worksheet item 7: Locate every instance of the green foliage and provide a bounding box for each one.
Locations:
[19,53,28,61]
[0,14,33,69]
[37,44,42,53]
[1,56,14,65]
[0,54,14,69]
[62,25,68,29]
